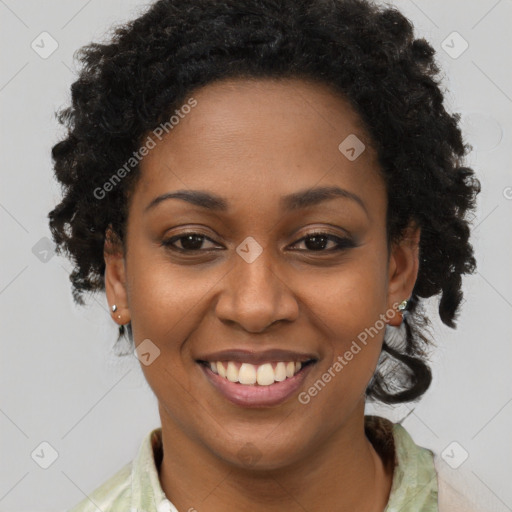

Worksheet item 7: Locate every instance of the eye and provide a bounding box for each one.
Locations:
[289,232,356,252]
[161,232,220,252]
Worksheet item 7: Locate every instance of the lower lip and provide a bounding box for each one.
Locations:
[198,362,315,408]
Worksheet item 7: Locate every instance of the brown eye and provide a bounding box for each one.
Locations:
[162,232,219,252]
[290,233,356,252]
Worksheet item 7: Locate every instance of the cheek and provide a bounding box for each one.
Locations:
[126,244,218,341]
[299,252,388,398]
[305,249,389,341]
[124,249,205,397]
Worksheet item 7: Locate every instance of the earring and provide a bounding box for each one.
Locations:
[387,299,409,327]
[397,299,408,312]
[111,304,122,321]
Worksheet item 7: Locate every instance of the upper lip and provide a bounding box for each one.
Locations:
[196,348,318,365]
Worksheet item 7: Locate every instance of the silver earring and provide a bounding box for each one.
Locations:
[111,304,117,312]
[397,299,408,312]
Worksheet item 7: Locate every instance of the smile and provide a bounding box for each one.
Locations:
[202,360,311,386]
[197,359,317,407]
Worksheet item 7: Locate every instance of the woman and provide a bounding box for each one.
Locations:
[48,0,484,510]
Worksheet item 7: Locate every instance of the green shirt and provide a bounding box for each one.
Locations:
[67,415,438,512]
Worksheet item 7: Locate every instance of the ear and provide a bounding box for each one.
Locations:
[386,221,421,326]
[104,226,130,326]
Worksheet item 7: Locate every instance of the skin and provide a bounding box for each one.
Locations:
[104,77,420,512]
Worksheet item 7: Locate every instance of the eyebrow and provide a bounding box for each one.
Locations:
[144,186,368,216]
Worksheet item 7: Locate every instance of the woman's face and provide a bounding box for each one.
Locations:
[105,78,419,469]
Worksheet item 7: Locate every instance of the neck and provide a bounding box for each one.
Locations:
[158,402,393,512]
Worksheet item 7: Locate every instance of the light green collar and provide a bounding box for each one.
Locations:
[384,422,438,511]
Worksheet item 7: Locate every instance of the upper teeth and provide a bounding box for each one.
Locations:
[208,361,303,386]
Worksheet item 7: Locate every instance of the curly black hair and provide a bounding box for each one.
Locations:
[48,0,481,404]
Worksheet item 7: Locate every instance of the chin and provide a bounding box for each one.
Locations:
[212,435,311,472]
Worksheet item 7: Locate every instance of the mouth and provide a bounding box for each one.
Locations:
[196,357,318,407]
[197,359,316,384]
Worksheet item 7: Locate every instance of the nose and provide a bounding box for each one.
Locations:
[214,248,299,333]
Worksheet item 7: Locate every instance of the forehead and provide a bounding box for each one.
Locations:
[133,77,385,218]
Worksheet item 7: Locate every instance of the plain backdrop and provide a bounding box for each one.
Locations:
[1,0,511,510]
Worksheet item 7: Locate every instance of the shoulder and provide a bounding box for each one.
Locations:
[391,421,497,512]
[66,461,132,512]
[66,426,164,512]
[367,417,497,512]
[433,455,502,512]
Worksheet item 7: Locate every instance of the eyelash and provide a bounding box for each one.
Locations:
[161,231,356,253]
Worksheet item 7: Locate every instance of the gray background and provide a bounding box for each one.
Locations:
[1,0,511,510]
